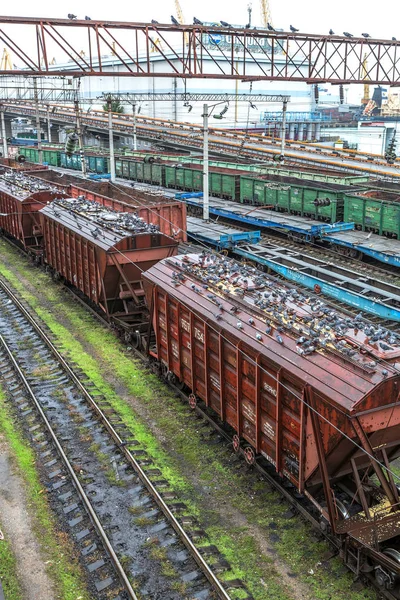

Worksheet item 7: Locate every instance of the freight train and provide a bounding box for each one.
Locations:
[17,147,400,240]
[2,165,400,598]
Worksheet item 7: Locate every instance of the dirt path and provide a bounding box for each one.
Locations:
[0,439,56,600]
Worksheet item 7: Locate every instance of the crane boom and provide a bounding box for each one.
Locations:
[0,48,12,70]
[260,0,273,26]
[174,0,188,45]
[361,53,370,105]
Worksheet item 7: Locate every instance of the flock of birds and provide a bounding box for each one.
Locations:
[66,14,395,39]
[171,252,400,369]
[52,197,161,238]
[0,171,63,200]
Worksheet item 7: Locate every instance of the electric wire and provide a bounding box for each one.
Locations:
[2,165,400,503]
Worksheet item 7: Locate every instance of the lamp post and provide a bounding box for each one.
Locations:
[202,103,209,221]
[0,106,7,158]
[107,99,116,182]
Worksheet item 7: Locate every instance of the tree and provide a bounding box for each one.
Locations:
[103,100,124,114]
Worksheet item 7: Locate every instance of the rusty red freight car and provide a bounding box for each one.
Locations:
[40,197,178,333]
[69,185,187,242]
[30,169,187,242]
[143,252,400,589]
[0,157,49,173]
[0,170,66,251]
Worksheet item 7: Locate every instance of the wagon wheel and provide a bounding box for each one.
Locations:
[232,434,241,453]
[188,393,197,409]
[244,446,255,465]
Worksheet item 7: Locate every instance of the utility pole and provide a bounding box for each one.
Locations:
[46,105,51,143]
[74,100,87,178]
[202,103,209,221]
[33,78,43,164]
[0,106,7,158]
[108,99,116,182]
[132,102,137,151]
[280,99,288,159]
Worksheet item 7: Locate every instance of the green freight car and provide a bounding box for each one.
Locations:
[239,175,361,222]
[165,165,203,192]
[344,190,400,238]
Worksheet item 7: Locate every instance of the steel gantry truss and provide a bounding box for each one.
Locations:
[98,93,291,103]
[0,16,399,84]
[0,76,80,102]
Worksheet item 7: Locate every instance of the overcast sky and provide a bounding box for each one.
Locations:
[2,0,399,39]
[2,1,399,108]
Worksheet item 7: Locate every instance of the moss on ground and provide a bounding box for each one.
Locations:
[0,240,376,600]
[0,386,91,600]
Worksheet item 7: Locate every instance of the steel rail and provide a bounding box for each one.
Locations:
[3,100,400,170]
[4,101,400,176]
[0,277,233,600]
[0,331,139,600]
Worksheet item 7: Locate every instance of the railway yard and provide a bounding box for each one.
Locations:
[4,12,400,600]
[0,151,399,600]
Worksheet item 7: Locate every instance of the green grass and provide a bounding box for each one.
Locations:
[0,387,91,600]
[0,239,376,600]
[0,529,23,600]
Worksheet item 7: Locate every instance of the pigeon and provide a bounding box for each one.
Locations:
[290,25,299,33]
[84,16,91,20]
[171,15,180,25]
[151,19,159,24]
[392,37,397,41]
[220,20,232,27]
[67,13,77,19]
[343,31,353,38]
[362,32,371,38]
[193,17,203,25]
[267,22,275,31]
[329,28,334,35]
[245,23,250,28]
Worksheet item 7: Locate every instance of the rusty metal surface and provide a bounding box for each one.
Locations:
[31,170,187,241]
[142,253,400,496]
[40,197,163,250]
[0,170,66,248]
[41,197,178,316]
[0,158,48,172]
[0,17,399,85]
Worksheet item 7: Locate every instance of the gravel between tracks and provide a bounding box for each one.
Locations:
[0,240,375,600]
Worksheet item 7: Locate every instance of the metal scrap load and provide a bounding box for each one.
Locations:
[172,252,400,365]
[0,170,63,199]
[49,196,162,236]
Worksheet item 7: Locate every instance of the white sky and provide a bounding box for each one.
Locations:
[1,1,399,108]
[2,0,399,39]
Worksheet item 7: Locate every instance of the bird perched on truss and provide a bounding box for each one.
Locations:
[343,31,353,37]
[267,22,275,31]
[329,29,334,35]
[362,32,371,38]
[290,25,299,33]
[67,13,77,19]
[193,17,203,25]
[171,15,180,25]
[220,20,232,27]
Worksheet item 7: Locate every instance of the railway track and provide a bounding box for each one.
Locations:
[0,277,249,600]
[3,236,399,599]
